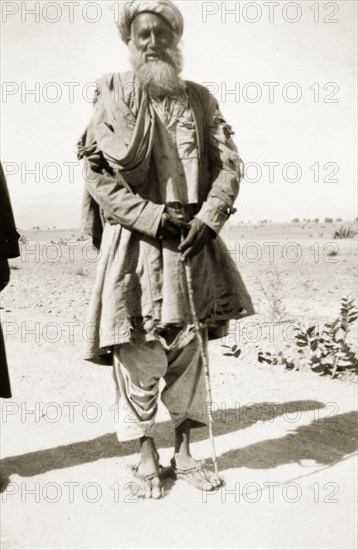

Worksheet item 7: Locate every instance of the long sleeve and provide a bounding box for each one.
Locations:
[83,157,165,239]
[195,92,244,234]
[78,77,165,240]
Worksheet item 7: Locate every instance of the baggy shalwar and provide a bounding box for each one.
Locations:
[112,326,207,441]
[78,73,255,363]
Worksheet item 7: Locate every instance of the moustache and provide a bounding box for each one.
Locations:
[129,42,183,74]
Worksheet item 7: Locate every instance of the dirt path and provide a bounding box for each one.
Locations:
[1,305,357,550]
[1,233,357,549]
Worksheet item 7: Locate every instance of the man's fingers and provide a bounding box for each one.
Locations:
[180,237,206,259]
[178,231,195,251]
[170,218,189,231]
[181,246,194,261]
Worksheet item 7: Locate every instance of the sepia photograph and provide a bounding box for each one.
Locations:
[1,1,357,549]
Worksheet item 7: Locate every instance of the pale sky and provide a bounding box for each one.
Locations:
[1,0,357,226]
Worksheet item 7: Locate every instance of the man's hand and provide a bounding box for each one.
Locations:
[178,218,216,261]
[157,210,189,240]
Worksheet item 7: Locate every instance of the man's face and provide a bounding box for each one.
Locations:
[128,12,184,99]
[130,12,175,63]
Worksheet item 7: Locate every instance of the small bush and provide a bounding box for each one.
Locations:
[333,226,357,239]
[256,267,287,322]
[258,297,358,379]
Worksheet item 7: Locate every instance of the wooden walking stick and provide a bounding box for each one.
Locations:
[181,247,223,486]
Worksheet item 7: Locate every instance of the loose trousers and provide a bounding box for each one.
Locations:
[112,327,208,441]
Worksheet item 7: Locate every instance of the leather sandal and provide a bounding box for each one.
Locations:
[170,458,224,491]
[133,463,165,499]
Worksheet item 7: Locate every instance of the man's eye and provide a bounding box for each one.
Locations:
[158,31,171,42]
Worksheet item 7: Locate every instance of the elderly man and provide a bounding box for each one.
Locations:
[78,0,254,498]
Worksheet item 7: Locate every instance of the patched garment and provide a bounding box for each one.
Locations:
[77,72,255,362]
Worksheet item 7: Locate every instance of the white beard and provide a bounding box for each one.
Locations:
[128,43,186,100]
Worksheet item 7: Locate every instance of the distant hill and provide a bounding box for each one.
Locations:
[10,192,358,231]
[12,193,83,230]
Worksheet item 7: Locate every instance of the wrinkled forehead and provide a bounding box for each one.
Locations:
[131,12,174,36]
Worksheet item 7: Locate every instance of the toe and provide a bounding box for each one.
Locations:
[150,477,163,499]
[144,481,152,499]
[200,469,222,491]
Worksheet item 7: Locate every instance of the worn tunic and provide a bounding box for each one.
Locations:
[150,92,200,204]
[77,72,255,363]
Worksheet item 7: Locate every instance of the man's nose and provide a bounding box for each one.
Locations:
[148,30,159,49]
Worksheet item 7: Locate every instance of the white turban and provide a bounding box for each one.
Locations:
[118,0,184,44]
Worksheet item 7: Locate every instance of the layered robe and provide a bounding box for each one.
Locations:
[77,71,255,363]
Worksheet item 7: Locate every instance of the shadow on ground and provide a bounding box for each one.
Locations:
[2,401,357,492]
[217,410,358,470]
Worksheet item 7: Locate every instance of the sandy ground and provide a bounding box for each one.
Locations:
[1,224,357,550]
